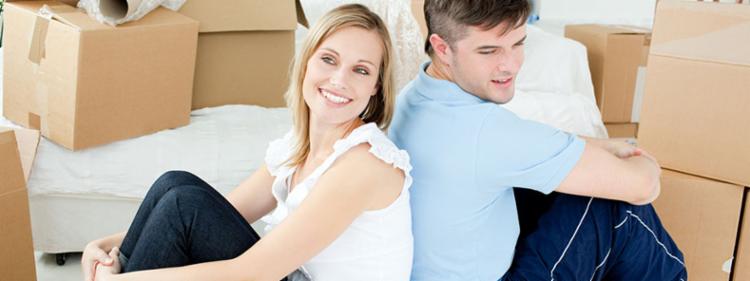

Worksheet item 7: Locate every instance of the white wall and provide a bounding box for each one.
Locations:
[537,0,750,30]
[537,0,657,27]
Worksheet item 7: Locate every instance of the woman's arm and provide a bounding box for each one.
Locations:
[83,232,126,281]
[226,164,278,224]
[104,145,403,281]
[94,232,126,252]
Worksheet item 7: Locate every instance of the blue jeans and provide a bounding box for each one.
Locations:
[503,190,688,281]
[118,171,285,279]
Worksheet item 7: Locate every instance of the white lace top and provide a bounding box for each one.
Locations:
[261,123,414,281]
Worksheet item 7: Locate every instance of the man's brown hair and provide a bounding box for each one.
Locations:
[423,0,531,55]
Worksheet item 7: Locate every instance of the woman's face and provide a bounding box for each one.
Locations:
[302,26,383,127]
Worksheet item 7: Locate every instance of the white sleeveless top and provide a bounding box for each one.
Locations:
[261,123,414,281]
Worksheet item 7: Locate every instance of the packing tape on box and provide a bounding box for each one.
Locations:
[33,77,50,135]
[27,15,49,64]
[28,4,79,64]
[27,5,76,135]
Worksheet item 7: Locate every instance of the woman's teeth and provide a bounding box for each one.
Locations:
[321,89,350,104]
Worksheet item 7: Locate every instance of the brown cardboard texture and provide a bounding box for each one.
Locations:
[653,170,744,281]
[179,0,303,109]
[733,188,750,281]
[0,127,41,181]
[605,122,638,139]
[638,0,750,186]
[3,1,199,151]
[565,24,650,123]
[0,129,39,281]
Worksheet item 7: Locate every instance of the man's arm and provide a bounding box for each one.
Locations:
[556,138,661,205]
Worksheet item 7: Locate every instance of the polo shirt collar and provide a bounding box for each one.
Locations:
[414,62,485,104]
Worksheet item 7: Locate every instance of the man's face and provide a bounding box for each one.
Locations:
[446,23,526,104]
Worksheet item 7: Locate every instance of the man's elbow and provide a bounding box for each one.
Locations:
[629,173,661,205]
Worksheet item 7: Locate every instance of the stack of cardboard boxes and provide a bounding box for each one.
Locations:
[1,0,305,279]
[179,0,304,109]
[637,1,750,280]
[3,0,199,150]
[565,24,650,139]
[3,0,304,150]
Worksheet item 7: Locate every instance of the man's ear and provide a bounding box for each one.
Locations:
[429,34,453,65]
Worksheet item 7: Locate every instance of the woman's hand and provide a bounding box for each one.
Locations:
[82,240,115,281]
[93,247,122,281]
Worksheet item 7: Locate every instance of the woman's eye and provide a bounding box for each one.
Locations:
[322,56,335,65]
[355,67,370,75]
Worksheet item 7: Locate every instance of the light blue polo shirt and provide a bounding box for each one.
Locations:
[389,63,585,281]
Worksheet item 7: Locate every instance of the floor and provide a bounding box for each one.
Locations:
[36,251,83,281]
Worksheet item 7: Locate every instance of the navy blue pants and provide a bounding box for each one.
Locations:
[117,171,287,280]
[503,189,687,281]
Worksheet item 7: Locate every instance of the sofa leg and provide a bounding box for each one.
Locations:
[56,253,68,266]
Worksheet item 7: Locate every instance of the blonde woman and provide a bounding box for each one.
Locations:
[82,4,413,281]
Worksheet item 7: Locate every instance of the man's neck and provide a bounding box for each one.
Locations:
[425,59,454,82]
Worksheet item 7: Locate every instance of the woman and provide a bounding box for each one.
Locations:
[81,4,413,281]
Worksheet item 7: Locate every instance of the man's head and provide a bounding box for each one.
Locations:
[424,0,530,104]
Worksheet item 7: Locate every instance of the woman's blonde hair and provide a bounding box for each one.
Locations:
[284,4,395,167]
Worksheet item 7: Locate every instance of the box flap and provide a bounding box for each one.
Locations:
[0,127,41,183]
[651,0,750,67]
[296,0,309,28]
[12,128,41,182]
[179,0,299,33]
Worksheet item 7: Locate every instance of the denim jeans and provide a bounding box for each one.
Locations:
[503,189,688,281]
[117,171,285,280]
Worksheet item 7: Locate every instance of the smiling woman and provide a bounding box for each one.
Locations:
[81,4,413,281]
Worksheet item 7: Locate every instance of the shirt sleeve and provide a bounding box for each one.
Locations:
[264,130,294,177]
[474,106,585,194]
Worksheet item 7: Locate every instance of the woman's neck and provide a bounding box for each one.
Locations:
[306,118,364,163]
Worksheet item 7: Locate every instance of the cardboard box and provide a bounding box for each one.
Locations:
[0,127,41,281]
[565,24,650,123]
[732,188,750,281]
[605,122,638,139]
[652,170,745,281]
[638,0,750,187]
[179,0,303,109]
[3,1,198,151]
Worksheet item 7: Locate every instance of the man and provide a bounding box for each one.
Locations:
[388,0,687,280]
